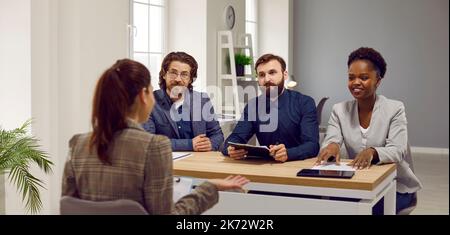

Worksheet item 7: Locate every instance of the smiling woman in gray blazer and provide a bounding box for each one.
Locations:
[316,47,422,214]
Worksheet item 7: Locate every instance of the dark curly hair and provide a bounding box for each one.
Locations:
[348,47,387,79]
[159,52,197,91]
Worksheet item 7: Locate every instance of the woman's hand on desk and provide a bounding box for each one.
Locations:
[315,143,341,165]
[227,146,248,160]
[348,148,378,169]
[208,175,250,191]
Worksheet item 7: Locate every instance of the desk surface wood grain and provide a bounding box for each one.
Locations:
[173,152,396,191]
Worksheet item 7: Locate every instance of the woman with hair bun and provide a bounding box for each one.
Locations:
[62,59,249,214]
[316,47,422,214]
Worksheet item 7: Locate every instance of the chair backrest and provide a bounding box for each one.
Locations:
[316,97,330,125]
[397,193,418,215]
[60,196,148,215]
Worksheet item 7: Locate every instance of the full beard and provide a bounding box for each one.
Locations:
[264,79,285,98]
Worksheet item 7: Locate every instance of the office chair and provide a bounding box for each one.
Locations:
[316,97,330,126]
[397,144,418,215]
[60,196,148,215]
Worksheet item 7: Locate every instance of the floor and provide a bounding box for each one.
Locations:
[411,153,449,215]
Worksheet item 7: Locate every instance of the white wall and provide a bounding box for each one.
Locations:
[167,0,207,91]
[0,0,32,214]
[29,0,129,214]
[30,0,58,215]
[259,0,293,71]
[293,0,449,148]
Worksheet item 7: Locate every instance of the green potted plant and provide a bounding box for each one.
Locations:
[234,53,252,76]
[0,120,53,214]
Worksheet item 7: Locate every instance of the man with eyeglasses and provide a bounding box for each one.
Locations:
[143,52,224,152]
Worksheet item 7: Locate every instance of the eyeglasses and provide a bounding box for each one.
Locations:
[166,70,190,80]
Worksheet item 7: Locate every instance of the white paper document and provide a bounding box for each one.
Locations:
[312,162,356,171]
[172,152,192,161]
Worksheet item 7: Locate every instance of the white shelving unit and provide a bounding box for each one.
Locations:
[217,31,257,120]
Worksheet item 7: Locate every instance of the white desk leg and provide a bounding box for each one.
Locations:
[357,200,373,215]
[384,180,397,215]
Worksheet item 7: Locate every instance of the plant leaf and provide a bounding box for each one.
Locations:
[0,119,53,214]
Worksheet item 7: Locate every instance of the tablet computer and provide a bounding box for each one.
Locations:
[228,142,271,159]
[296,169,354,179]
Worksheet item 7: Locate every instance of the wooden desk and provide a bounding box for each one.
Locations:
[173,152,397,215]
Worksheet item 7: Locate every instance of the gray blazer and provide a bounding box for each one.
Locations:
[322,95,422,193]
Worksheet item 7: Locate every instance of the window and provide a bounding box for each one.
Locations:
[245,0,258,75]
[131,0,166,89]
[245,0,258,57]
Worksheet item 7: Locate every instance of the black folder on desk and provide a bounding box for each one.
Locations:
[228,142,271,159]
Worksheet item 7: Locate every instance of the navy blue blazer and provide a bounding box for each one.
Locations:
[143,89,224,151]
